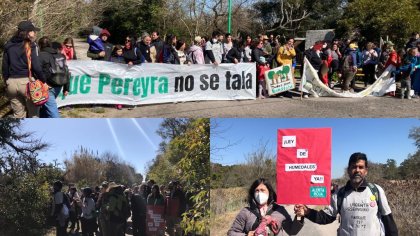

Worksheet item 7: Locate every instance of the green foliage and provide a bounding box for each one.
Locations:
[148,118,210,235]
[100,0,166,43]
[337,0,420,46]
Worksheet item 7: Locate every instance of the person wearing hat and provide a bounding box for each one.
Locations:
[260,34,273,56]
[87,28,114,61]
[341,42,359,93]
[2,20,46,118]
[187,36,205,64]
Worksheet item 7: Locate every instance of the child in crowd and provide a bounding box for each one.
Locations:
[258,56,269,99]
[110,45,125,64]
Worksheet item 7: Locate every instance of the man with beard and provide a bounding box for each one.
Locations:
[294,152,398,236]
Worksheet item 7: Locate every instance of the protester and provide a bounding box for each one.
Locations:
[393,48,418,99]
[137,32,152,63]
[362,42,379,87]
[224,33,233,53]
[67,186,81,234]
[261,34,273,56]
[187,36,205,64]
[38,36,70,118]
[51,181,70,236]
[79,187,96,236]
[61,37,77,60]
[405,32,419,50]
[341,43,358,93]
[123,36,144,65]
[96,181,108,236]
[100,182,131,236]
[165,181,186,236]
[295,152,398,236]
[175,39,191,65]
[205,31,224,65]
[131,185,147,236]
[147,184,165,206]
[151,31,164,63]
[87,28,113,61]
[163,34,179,64]
[244,35,253,62]
[276,37,296,86]
[2,20,46,118]
[225,39,245,64]
[110,45,126,64]
[329,43,342,87]
[253,40,269,98]
[227,178,304,236]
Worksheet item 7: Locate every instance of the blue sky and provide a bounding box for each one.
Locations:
[21,118,163,176]
[211,118,420,179]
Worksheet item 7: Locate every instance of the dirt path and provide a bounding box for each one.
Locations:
[60,95,420,118]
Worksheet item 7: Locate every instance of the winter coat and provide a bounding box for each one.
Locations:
[137,41,152,63]
[228,203,304,236]
[188,45,205,64]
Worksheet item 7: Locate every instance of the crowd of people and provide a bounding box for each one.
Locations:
[3,20,420,118]
[51,179,188,236]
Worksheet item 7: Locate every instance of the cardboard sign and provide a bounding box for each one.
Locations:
[277,128,331,205]
[146,205,166,235]
[264,65,294,96]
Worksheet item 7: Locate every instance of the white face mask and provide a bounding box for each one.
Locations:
[254,192,269,205]
[213,38,218,43]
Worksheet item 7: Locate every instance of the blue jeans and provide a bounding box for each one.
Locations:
[40,86,62,118]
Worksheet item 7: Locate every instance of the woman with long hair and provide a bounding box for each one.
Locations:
[61,37,77,60]
[228,178,304,236]
[2,20,45,118]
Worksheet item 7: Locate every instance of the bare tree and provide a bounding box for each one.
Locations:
[245,140,276,184]
[253,0,311,33]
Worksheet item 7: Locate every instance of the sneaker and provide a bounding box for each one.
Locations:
[303,94,309,99]
[116,104,123,110]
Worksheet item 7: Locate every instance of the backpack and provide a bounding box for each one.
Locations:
[336,182,380,216]
[49,54,70,86]
[105,193,131,223]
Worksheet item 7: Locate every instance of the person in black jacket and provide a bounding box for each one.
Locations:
[38,37,70,118]
[123,36,145,65]
[2,20,46,118]
[137,33,153,63]
[226,40,246,63]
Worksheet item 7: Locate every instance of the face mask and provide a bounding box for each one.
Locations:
[213,38,218,43]
[254,192,269,205]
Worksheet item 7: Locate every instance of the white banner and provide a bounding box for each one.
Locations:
[56,61,256,107]
[300,57,396,98]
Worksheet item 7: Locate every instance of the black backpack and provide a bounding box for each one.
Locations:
[49,54,70,86]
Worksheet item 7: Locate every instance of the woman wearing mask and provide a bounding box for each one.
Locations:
[2,21,45,118]
[228,178,304,236]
